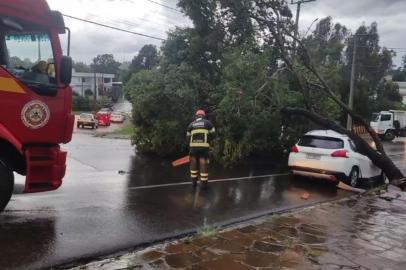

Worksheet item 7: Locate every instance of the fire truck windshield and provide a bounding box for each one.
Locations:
[0,17,57,93]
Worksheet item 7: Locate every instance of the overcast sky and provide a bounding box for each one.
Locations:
[47,0,406,66]
[296,0,406,66]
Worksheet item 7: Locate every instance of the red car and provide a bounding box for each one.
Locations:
[96,112,111,126]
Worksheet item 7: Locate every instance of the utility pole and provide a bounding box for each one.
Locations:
[347,36,357,130]
[291,0,316,50]
[94,72,97,102]
[37,37,41,61]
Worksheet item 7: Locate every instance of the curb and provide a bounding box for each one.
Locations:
[58,191,362,269]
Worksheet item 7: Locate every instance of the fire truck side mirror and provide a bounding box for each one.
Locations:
[60,56,72,86]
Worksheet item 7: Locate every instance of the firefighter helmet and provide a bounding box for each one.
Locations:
[195,109,206,116]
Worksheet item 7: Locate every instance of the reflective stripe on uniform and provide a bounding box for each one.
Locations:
[200,177,208,181]
[190,142,210,147]
[191,170,199,178]
[200,173,208,177]
[190,129,210,147]
[191,129,209,135]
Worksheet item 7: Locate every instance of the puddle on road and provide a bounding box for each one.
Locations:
[126,154,286,187]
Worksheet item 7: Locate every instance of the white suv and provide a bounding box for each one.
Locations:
[288,130,382,187]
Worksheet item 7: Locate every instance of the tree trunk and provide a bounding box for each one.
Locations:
[281,107,406,190]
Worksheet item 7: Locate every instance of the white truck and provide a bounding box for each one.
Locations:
[370,110,406,141]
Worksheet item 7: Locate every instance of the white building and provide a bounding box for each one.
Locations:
[71,69,115,100]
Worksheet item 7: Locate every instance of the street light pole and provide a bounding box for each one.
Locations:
[304,18,319,37]
[347,36,357,130]
[291,0,316,50]
[294,1,301,43]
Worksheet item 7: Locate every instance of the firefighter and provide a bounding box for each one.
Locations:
[187,109,215,189]
[32,60,48,74]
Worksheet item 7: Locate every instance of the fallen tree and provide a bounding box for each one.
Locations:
[281,107,405,189]
[249,0,406,189]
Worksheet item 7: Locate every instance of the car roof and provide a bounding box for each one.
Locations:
[304,129,348,139]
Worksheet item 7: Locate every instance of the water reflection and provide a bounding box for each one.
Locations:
[127,154,285,188]
[0,215,56,269]
[124,154,343,237]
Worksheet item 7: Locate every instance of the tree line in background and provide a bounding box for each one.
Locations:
[73,46,159,81]
[392,56,406,81]
[121,0,404,167]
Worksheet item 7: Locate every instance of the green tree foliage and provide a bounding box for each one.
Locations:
[213,47,303,165]
[124,64,205,156]
[125,1,402,165]
[392,69,406,81]
[9,56,33,69]
[392,56,406,81]
[304,19,402,120]
[73,61,91,72]
[373,81,403,111]
[123,45,159,83]
[131,45,158,72]
[303,17,348,66]
[90,54,120,75]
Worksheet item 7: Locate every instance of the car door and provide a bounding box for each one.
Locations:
[347,139,380,178]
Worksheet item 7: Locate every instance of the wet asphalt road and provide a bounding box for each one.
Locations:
[1,129,405,269]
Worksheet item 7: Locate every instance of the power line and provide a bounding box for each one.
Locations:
[143,0,182,13]
[87,12,186,30]
[62,14,166,41]
[85,13,169,36]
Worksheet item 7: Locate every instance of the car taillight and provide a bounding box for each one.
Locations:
[290,145,299,153]
[331,150,348,158]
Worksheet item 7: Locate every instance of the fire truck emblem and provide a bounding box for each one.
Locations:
[21,100,50,129]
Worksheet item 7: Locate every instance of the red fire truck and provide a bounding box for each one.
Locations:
[0,0,73,210]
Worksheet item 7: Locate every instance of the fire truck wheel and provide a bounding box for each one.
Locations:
[0,160,14,211]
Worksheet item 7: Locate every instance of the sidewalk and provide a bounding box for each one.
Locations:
[69,185,406,270]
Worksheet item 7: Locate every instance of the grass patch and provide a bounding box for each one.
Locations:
[198,225,219,238]
[305,249,323,263]
[112,121,134,137]
[197,218,219,238]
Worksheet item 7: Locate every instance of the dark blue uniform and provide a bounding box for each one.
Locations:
[186,117,215,184]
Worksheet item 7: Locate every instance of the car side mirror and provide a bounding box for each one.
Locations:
[60,56,72,86]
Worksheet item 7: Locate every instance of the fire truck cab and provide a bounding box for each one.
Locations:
[0,0,73,210]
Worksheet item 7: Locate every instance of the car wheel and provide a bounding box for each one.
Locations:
[348,167,360,187]
[77,124,80,129]
[0,160,14,211]
[384,130,395,141]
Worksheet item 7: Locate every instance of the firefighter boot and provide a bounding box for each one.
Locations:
[200,172,209,190]
[191,170,198,187]
[201,180,208,190]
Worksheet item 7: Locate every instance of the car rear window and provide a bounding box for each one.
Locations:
[298,135,344,149]
[80,114,92,119]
